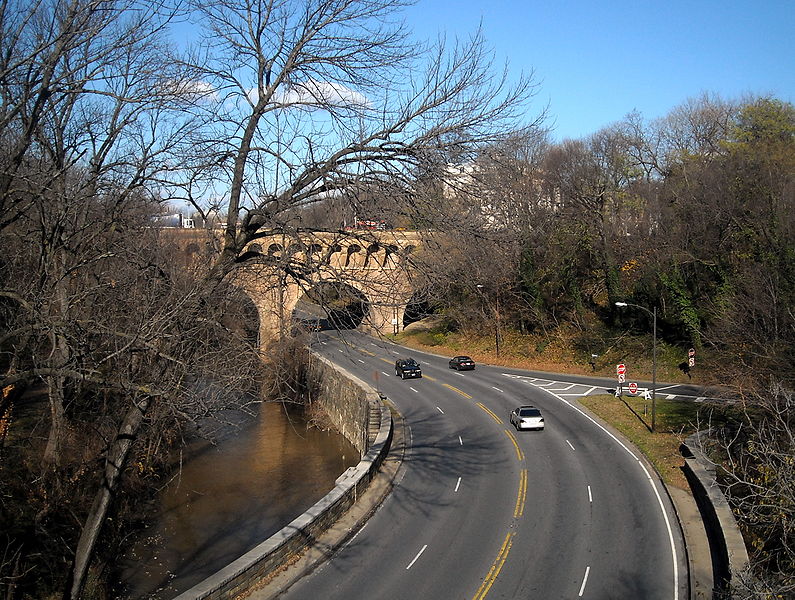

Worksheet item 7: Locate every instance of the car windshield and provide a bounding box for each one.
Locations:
[406,359,418,366]
[519,408,541,417]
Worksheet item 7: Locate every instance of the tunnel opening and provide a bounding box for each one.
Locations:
[403,292,437,329]
[292,281,369,333]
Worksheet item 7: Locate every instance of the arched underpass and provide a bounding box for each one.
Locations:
[292,282,369,333]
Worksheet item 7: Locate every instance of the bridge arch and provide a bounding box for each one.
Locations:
[235,231,420,340]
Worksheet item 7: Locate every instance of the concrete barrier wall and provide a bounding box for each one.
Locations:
[172,352,392,600]
[681,431,749,599]
[306,352,373,455]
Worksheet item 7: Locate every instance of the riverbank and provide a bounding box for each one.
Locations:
[114,401,358,599]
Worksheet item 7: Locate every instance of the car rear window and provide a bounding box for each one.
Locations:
[519,408,541,417]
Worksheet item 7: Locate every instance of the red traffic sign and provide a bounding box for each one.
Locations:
[688,348,696,357]
[628,382,638,394]
[617,363,626,375]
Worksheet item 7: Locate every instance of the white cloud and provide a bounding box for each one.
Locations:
[171,79,217,101]
[249,79,369,109]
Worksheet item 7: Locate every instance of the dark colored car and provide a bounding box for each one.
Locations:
[449,356,476,371]
[395,358,422,379]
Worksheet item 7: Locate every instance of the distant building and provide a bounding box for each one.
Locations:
[152,213,195,228]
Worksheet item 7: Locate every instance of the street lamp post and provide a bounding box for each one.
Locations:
[615,301,657,432]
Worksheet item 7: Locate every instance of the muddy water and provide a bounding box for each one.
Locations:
[115,401,359,599]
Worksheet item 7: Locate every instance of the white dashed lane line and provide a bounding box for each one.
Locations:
[406,545,428,570]
[579,566,591,597]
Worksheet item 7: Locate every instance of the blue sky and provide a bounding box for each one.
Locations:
[403,0,794,141]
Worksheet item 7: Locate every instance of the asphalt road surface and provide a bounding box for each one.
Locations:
[279,329,690,600]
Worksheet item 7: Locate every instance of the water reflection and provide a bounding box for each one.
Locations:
[116,401,359,599]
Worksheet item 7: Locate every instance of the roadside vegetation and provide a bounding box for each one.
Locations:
[0,0,792,597]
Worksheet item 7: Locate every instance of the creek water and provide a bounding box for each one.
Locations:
[115,401,359,599]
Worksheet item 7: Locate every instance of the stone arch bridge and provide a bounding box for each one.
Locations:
[170,229,421,339]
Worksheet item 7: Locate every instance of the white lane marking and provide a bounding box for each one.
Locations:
[667,394,677,400]
[566,440,576,451]
[523,380,681,600]
[455,477,461,492]
[458,435,463,446]
[410,387,419,393]
[656,385,679,392]
[406,544,428,570]
[456,372,465,377]
[338,349,344,353]
[436,406,445,414]
[321,341,328,345]
[583,386,597,395]
[578,566,590,597]
[358,359,365,364]
[371,342,378,347]
[696,397,705,402]
[382,371,390,377]
[492,386,504,393]
[588,485,593,503]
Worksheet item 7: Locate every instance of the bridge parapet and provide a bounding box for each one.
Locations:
[159,228,422,338]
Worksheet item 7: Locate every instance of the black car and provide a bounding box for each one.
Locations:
[449,356,475,371]
[395,358,422,379]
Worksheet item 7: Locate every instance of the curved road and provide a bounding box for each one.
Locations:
[278,330,689,599]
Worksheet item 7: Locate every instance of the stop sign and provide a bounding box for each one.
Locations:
[617,363,626,375]
[628,382,638,394]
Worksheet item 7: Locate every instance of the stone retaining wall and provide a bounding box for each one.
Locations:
[681,431,749,599]
[172,351,391,600]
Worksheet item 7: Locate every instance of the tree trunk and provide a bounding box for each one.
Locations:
[43,374,67,466]
[65,396,151,600]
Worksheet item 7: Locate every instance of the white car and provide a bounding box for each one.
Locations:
[510,406,545,431]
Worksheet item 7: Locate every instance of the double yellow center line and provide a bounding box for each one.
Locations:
[361,344,526,600]
[472,532,514,600]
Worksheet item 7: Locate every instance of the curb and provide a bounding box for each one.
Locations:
[244,404,406,599]
[681,431,749,598]
[171,398,396,600]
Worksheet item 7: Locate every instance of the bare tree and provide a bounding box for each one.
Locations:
[0,1,545,597]
[164,0,542,295]
[707,382,795,597]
